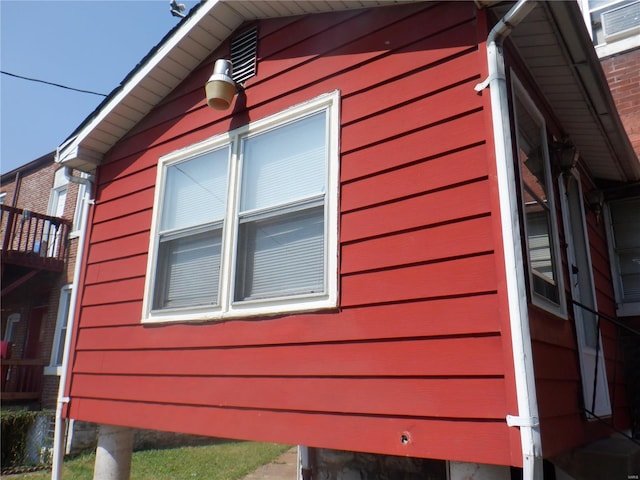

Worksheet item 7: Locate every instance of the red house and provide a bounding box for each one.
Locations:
[53,1,640,479]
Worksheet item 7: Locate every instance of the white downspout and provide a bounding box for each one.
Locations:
[298,446,312,480]
[51,166,94,480]
[474,2,542,480]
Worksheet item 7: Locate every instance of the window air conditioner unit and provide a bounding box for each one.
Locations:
[602,0,640,42]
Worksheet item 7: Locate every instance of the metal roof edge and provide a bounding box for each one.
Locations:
[545,0,640,182]
[56,0,218,170]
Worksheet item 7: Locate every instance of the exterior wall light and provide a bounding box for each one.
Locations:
[552,139,578,189]
[586,189,605,224]
[205,59,237,110]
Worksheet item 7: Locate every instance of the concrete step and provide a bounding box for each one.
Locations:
[552,436,640,480]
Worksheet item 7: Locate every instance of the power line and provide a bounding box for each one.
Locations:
[1,70,108,97]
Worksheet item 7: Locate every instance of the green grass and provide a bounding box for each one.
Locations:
[8,441,292,480]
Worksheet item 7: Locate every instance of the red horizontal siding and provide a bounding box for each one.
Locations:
[67,3,520,466]
[84,255,148,285]
[342,254,497,307]
[72,375,507,420]
[87,231,149,264]
[70,398,513,466]
[341,144,488,212]
[342,216,493,274]
[341,110,486,182]
[341,180,491,242]
[90,210,151,243]
[77,295,501,343]
[73,336,504,377]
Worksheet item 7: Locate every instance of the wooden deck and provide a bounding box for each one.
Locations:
[1,359,47,402]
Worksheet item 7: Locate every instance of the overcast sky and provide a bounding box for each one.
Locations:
[1,0,198,174]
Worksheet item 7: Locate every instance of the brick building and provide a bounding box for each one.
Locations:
[1,152,87,409]
[582,0,639,160]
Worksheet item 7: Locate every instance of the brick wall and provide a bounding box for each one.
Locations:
[601,48,640,158]
[1,157,84,410]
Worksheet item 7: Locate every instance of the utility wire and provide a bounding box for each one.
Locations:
[1,70,108,97]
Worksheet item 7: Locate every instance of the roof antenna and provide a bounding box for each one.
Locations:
[170,0,186,18]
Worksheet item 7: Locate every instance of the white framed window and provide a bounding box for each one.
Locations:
[70,172,90,237]
[143,91,340,323]
[44,168,68,257]
[579,0,640,57]
[512,76,567,318]
[0,192,7,205]
[45,285,72,375]
[4,313,20,342]
[605,196,640,316]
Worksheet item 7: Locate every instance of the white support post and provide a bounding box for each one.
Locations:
[93,425,134,480]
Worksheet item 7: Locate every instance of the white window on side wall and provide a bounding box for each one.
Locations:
[143,91,340,323]
[70,172,90,236]
[605,196,640,316]
[512,76,567,318]
[579,0,640,57]
[45,285,72,375]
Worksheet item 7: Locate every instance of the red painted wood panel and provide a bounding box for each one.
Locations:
[531,341,581,382]
[339,52,480,126]
[66,3,522,467]
[72,375,507,420]
[77,294,501,343]
[84,255,148,285]
[341,180,491,242]
[539,413,616,458]
[80,301,143,328]
[341,110,486,182]
[342,216,493,274]
[341,80,482,154]
[342,254,496,307]
[82,277,146,306]
[87,231,149,264]
[255,3,473,89]
[91,210,152,243]
[341,144,488,212]
[73,336,505,377]
[536,379,582,418]
[92,187,154,224]
[69,398,514,466]
[97,164,156,203]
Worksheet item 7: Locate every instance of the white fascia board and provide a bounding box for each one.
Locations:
[56,0,225,168]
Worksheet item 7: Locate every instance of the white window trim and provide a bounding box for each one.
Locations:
[4,313,20,342]
[603,201,640,316]
[580,0,640,57]
[142,91,340,324]
[559,170,612,417]
[512,75,567,319]
[45,284,72,376]
[70,172,90,238]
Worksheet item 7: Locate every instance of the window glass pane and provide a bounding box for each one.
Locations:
[161,147,229,232]
[154,228,222,309]
[515,95,560,304]
[611,197,640,302]
[54,288,72,366]
[235,206,324,301]
[240,112,326,212]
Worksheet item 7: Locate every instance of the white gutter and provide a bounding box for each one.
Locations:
[51,167,94,480]
[474,2,542,480]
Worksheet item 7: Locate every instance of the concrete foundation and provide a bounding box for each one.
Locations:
[93,425,134,480]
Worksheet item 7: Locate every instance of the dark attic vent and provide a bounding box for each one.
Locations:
[231,27,258,85]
